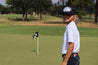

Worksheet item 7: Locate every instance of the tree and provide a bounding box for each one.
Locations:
[95,0,98,23]
[33,0,52,20]
[6,0,52,20]
[66,0,95,18]
[66,0,75,6]
[60,0,65,8]
[0,4,10,14]
[6,0,34,21]
[86,0,95,18]
[7,6,22,14]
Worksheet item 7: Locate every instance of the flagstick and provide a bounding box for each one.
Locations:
[37,37,39,56]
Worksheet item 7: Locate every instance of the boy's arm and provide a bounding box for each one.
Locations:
[61,42,74,65]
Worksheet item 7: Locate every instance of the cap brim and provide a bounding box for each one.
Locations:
[60,11,77,15]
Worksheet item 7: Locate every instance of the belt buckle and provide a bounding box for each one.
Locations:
[74,53,77,57]
[74,54,76,57]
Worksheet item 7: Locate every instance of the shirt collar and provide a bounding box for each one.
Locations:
[66,21,75,29]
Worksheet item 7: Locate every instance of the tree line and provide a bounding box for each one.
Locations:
[6,0,52,21]
[0,0,97,22]
[54,0,97,23]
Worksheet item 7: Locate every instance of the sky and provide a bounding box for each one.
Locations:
[52,0,59,3]
[0,0,6,6]
[0,0,96,6]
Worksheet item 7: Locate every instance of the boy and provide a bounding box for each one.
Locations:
[61,6,80,65]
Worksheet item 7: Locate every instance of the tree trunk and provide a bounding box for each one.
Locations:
[23,12,25,21]
[58,0,60,17]
[62,0,64,8]
[22,9,25,21]
[95,0,98,23]
[30,10,33,18]
[40,12,42,20]
[89,13,92,19]
[25,11,28,21]
[62,0,65,23]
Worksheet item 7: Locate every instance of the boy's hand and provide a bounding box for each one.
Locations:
[61,61,67,65]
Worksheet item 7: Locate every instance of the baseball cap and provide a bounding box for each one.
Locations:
[61,5,77,15]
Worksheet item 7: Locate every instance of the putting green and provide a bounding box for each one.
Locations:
[0,24,98,65]
[0,34,98,65]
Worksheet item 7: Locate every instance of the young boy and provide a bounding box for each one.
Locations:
[61,6,80,65]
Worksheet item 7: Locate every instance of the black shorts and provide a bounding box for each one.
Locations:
[62,54,80,65]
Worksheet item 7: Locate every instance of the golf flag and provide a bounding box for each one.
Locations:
[33,32,39,38]
[32,32,39,56]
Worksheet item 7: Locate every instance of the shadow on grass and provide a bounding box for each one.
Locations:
[32,50,37,55]
[81,18,93,19]
[8,17,39,21]
[80,17,94,22]
[43,21,64,24]
[32,50,36,52]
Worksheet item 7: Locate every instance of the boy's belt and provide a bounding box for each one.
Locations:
[62,53,78,57]
[71,53,78,57]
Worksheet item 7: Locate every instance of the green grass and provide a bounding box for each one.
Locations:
[0,14,62,22]
[0,25,98,37]
[0,34,62,65]
[0,25,98,65]
[0,34,98,65]
[0,14,98,65]
[0,14,22,18]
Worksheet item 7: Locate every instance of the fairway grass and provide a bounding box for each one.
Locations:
[0,34,98,65]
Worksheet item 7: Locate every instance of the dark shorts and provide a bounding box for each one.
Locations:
[62,54,80,65]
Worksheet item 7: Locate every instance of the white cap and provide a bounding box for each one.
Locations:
[63,7,72,12]
[61,6,77,15]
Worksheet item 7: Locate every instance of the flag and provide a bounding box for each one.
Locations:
[32,32,39,38]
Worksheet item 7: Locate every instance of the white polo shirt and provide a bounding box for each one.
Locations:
[62,21,80,54]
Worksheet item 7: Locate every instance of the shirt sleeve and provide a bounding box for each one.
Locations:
[67,27,75,43]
